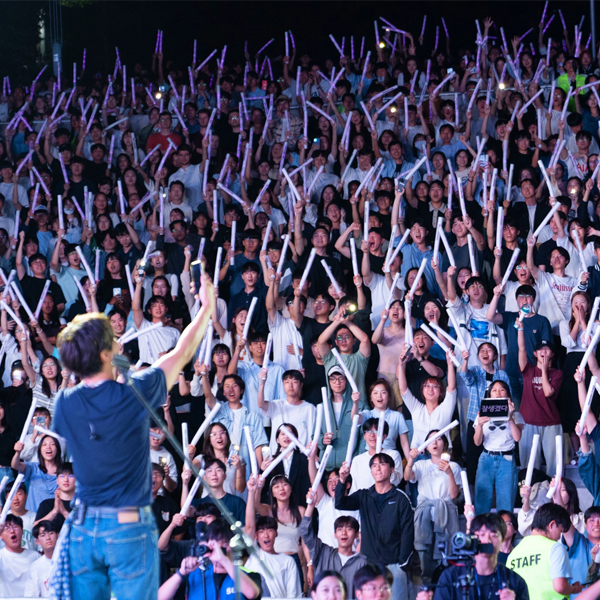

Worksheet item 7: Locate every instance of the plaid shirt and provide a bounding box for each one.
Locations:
[459,366,513,423]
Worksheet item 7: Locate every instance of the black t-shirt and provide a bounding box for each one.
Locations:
[298,317,329,369]
[194,493,246,525]
[536,238,558,272]
[405,356,448,404]
[152,494,186,536]
[83,160,109,186]
[35,497,72,531]
[0,427,16,467]
[2,385,33,436]
[19,275,66,311]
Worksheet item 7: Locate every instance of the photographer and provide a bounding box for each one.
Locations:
[423,513,529,600]
[157,519,262,600]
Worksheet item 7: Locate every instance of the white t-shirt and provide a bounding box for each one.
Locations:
[245,546,302,599]
[536,270,578,334]
[473,412,524,452]
[349,449,403,493]
[24,554,53,598]
[136,319,181,364]
[261,399,315,454]
[315,493,360,549]
[410,459,463,505]
[268,312,303,371]
[366,272,405,330]
[0,547,40,597]
[150,447,178,485]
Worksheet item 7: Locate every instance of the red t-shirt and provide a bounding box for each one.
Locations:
[146,132,182,153]
[519,361,563,426]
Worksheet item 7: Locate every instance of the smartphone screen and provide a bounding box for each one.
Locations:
[191,260,202,296]
[261,80,268,91]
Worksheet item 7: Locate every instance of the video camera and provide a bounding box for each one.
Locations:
[191,521,210,558]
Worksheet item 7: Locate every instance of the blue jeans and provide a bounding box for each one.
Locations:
[474,452,517,514]
[68,505,159,600]
[0,466,14,503]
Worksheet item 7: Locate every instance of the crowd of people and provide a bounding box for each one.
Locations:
[4,4,600,599]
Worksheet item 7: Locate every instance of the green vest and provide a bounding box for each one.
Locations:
[507,535,566,600]
[556,73,587,112]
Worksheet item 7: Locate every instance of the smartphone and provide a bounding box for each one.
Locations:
[447,68,454,75]
[36,416,45,425]
[313,138,320,147]
[191,260,202,296]
[261,80,268,91]
[113,287,122,297]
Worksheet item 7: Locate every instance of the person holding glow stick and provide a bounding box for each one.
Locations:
[404,428,462,580]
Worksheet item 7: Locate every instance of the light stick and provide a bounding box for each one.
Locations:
[34,280,51,319]
[461,471,474,518]
[524,433,540,487]
[417,420,459,453]
[376,410,386,453]
[420,324,460,367]
[242,297,258,340]
[322,387,333,434]
[467,234,477,274]
[119,322,164,346]
[546,435,564,499]
[500,248,521,288]
[276,236,290,275]
[580,326,600,371]
[578,376,598,435]
[496,207,504,250]
[298,248,317,291]
[345,415,360,466]
[331,348,359,394]
[190,403,222,446]
[306,446,334,503]
[280,425,310,456]
[245,426,258,478]
[261,444,297,480]
[180,474,204,517]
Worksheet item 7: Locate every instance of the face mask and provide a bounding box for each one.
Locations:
[64,207,74,215]
[415,141,426,152]
[377,76,385,83]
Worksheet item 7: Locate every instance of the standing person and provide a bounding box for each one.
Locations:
[49,271,215,599]
[335,453,414,600]
[508,504,582,599]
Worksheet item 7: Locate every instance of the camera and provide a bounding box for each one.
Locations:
[449,532,494,557]
[137,259,150,279]
[192,521,210,558]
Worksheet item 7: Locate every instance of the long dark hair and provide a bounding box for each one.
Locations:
[40,356,62,398]
[37,435,63,474]
[560,477,581,516]
[208,343,231,386]
[269,474,302,527]
[273,423,300,458]
[202,422,231,459]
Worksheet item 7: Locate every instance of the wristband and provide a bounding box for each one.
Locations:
[176,569,187,579]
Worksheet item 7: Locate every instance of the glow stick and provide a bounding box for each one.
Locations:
[408,257,428,298]
[210,247,223,287]
[321,260,341,296]
[0,299,24,332]
[8,282,34,322]
[400,156,427,180]
[430,321,463,351]
[140,144,161,166]
[190,403,222,446]
[417,420,459,453]
[276,236,290,275]
[384,273,401,310]
[532,202,560,238]
[363,199,370,239]
[431,73,453,98]
[376,410,385,453]
[73,275,90,310]
[584,298,600,348]
[75,246,94,282]
[33,280,51,320]
[181,474,204,517]
[196,49,218,72]
[467,80,482,113]
[241,298,258,341]
[522,433,541,488]
[496,207,504,250]
[519,89,543,117]
[574,233,587,270]
[345,415,360,467]
[123,264,135,299]
[331,348,359,393]
[119,322,164,346]
[405,300,413,346]
[467,234,477,274]
[500,248,521,288]
[340,149,358,183]
[280,425,310,456]
[360,51,371,85]
[0,474,25,524]
[360,101,375,131]
[261,443,296,480]
[216,183,247,208]
[0,476,8,500]
[433,220,442,261]
[578,376,598,435]
[461,471,474,518]
[387,229,411,270]
[230,221,236,265]
[12,213,19,248]
[421,15,427,37]
[439,227,455,267]
[546,435,563,498]
[384,225,398,271]
[130,190,156,214]
[538,161,553,195]
[244,426,258,478]
[312,404,324,447]
[580,326,600,371]
[561,89,572,122]
[322,387,333,433]
[306,166,324,199]
[306,446,334,503]
[306,101,336,124]
[420,324,460,367]
[261,221,272,252]
[298,248,317,291]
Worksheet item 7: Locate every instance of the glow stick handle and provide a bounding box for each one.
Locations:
[19,399,38,444]
[242,297,258,339]
[191,403,222,446]
[245,426,258,478]
[307,446,334,502]
[580,326,600,371]
[322,387,333,433]
[376,411,385,453]
[500,248,521,288]
[345,415,360,466]
[181,475,204,517]
[261,444,296,479]
[546,435,563,498]
[532,202,560,238]
[460,470,475,518]
[0,474,25,524]
[417,420,459,452]
[331,348,359,393]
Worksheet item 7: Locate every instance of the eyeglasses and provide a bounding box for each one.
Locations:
[517,294,532,299]
[210,431,226,438]
[337,335,352,341]
[329,375,346,383]
[362,585,391,594]
[2,523,21,532]
[423,383,441,389]
[58,474,75,480]
[515,266,526,271]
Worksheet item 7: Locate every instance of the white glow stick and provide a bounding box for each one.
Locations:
[322,387,333,433]
[433,220,442,262]
[245,426,258,478]
[546,435,563,498]
[140,144,161,167]
[400,156,427,181]
[119,322,164,346]
[261,221,272,252]
[376,410,385,453]
[181,473,204,517]
[500,248,521,288]
[417,420,459,452]
[461,471,474,518]
[532,202,560,238]
[280,425,310,456]
[306,101,336,124]
[276,235,290,275]
[298,248,317,291]
[191,403,222,446]
[438,227,455,267]
[584,298,600,348]
[574,233,588,271]
[350,237,359,276]
[181,422,190,468]
[384,225,398,271]
[311,404,324,448]
[33,425,65,443]
[261,443,296,480]
[580,326,600,371]
[321,260,341,296]
[230,221,236,266]
[496,207,504,250]
[345,414,360,467]
[331,348,359,393]
[0,476,8,500]
[467,80,482,113]
[561,89,572,121]
[19,399,37,444]
[578,376,598,435]
[538,161,553,194]
[0,474,25,524]
[253,179,272,212]
[75,246,94,282]
[1,300,25,332]
[384,273,401,310]
[73,276,90,310]
[408,257,428,298]
[431,73,453,98]
[203,321,214,366]
[10,282,35,322]
[242,297,258,340]
[217,183,247,208]
[405,300,413,346]
[386,229,411,270]
[34,280,51,319]
[447,309,466,351]
[467,234,477,274]
[57,194,64,230]
[430,321,463,351]
[124,265,135,299]
[420,324,460,367]
[341,149,358,183]
[524,434,540,487]
[307,446,334,503]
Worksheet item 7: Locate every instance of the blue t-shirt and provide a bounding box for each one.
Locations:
[53,367,166,507]
[24,462,57,513]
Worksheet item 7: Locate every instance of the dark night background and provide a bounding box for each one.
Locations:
[1,1,595,83]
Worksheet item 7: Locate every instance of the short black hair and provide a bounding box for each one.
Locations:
[532,503,571,532]
[241,262,260,274]
[368,452,394,469]
[57,462,74,477]
[282,369,304,384]
[196,504,221,519]
[362,417,389,436]
[334,515,359,532]
[515,284,536,300]
[471,513,507,539]
[207,518,232,543]
[256,515,278,532]
[353,564,393,591]
[204,457,227,472]
[33,520,57,539]
[584,506,600,522]
[4,513,23,530]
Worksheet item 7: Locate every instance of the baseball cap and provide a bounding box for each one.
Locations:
[327,365,345,378]
[535,339,554,352]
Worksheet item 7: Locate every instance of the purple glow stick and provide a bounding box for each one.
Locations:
[329,34,343,56]
[500,27,508,53]
[559,10,567,31]
[587,34,592,49]
[220,45,227,69]
[360,36,365,59]
[434,26,440,52]
[193,40,197,65]
[140,144,161,167]
[155,30,160,53]
[542,14,555,34]
[421,15,427,37]
[374,20,380,47]
[196,49,217,73]
[256,38,275,56]
[351,36,355,60]
[289,30,295,49]
[541,1,549,25]
[441,18,449,37]
[58,155,69,184]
